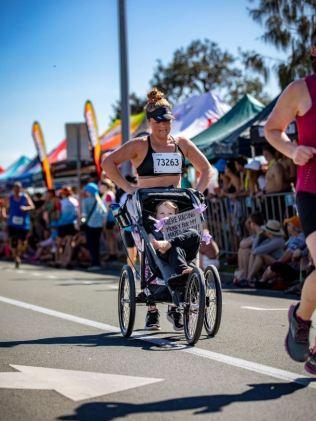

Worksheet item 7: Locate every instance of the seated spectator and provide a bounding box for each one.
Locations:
[199,228,220,270]
[256,215,307,289]
[233,212,265,284]
[71,231,91,268]
[237,219,285,287]
[31,229,55,263]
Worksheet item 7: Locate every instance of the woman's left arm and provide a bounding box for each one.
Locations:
[179,138,214,193]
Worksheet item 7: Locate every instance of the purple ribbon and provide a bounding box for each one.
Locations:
[193,203,207,214]
[150,216,170,232]
[202,232,212,245]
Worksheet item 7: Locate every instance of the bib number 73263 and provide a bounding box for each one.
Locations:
[152,152,182,174]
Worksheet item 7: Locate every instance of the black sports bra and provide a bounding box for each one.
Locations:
[137,136,185,177]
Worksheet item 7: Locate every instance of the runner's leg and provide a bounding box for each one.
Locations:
[296,231,316,321]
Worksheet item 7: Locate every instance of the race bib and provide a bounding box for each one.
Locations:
[12,216,24,226]
[152,152,182,174]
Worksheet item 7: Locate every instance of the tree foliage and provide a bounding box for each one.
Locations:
[150,39,270,105]
[248,0,316,87]
[111,38,272,120]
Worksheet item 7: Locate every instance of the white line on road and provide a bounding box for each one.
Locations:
[0,295,315,390]
[242,306,288,311]
[47,275,57,279]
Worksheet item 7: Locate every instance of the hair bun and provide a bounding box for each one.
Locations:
[147,87,165,104]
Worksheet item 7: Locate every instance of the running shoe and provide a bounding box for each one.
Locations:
[285,303,311,362]
[145,309,160,330]
[167,306,184,331]
[304,350,316,375]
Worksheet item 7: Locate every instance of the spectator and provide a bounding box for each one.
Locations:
[244,219,286,287]
[234,156,248,193]
[71,231,90,267]
[244,160,266,195]
[7,182,34,268]
[31,228,55,263]
[102,179,118,261]
[262,144,288,221]
[82,182,107,271]
[55,187,78,268]
[262,144,285,194]
[57,187,78,238]
[0,198,7,258]
[233,212,265,284]
[256,216,307,289]
[43,189,61,234]
[277,152,296,191]
[221,160,242,196]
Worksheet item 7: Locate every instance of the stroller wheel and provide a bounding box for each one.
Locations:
[184,267,206,345]
[118,265,136,337]
[204,265,222,337]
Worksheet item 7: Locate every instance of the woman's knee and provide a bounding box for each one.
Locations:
[187,229,201,243]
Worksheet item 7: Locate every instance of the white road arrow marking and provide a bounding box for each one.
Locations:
[0,365,163,401]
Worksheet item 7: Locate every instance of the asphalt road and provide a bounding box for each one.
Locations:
[0,261,316,421]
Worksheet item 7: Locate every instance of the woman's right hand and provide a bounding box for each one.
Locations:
[292,145,316,166]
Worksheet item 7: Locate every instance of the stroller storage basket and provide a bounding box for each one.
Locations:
[110,203,133,229]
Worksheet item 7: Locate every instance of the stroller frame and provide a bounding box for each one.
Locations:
[114,187,222,345]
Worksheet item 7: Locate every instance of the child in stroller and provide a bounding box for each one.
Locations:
[146,200,201,331]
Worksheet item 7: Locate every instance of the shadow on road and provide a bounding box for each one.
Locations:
[223,285,297,300]
[58,381,308,420]
[0,331,187,352]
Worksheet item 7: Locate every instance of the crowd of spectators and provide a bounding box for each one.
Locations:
[0,179,125,271]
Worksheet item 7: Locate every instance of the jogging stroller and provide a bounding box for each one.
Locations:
[112,187,222,345]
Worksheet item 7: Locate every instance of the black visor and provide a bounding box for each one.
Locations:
[146,106,175,122]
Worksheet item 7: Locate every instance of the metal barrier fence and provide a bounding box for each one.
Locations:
[206,192,297,255]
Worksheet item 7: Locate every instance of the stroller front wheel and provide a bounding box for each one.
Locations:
[118,265,136,337]
[183,267,206,345]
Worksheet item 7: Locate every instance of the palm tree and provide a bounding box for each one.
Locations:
[248,0,316,87]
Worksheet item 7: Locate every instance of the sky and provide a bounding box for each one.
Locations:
[0,0,287,169]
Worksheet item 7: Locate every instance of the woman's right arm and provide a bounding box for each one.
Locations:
[102,140,140,194]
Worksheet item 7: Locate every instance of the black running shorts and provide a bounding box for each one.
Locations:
[296,191,316,239]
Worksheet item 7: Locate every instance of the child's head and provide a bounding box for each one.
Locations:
[155,200,179,219]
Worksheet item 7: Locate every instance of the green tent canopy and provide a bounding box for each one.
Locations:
[192,94,264,159]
